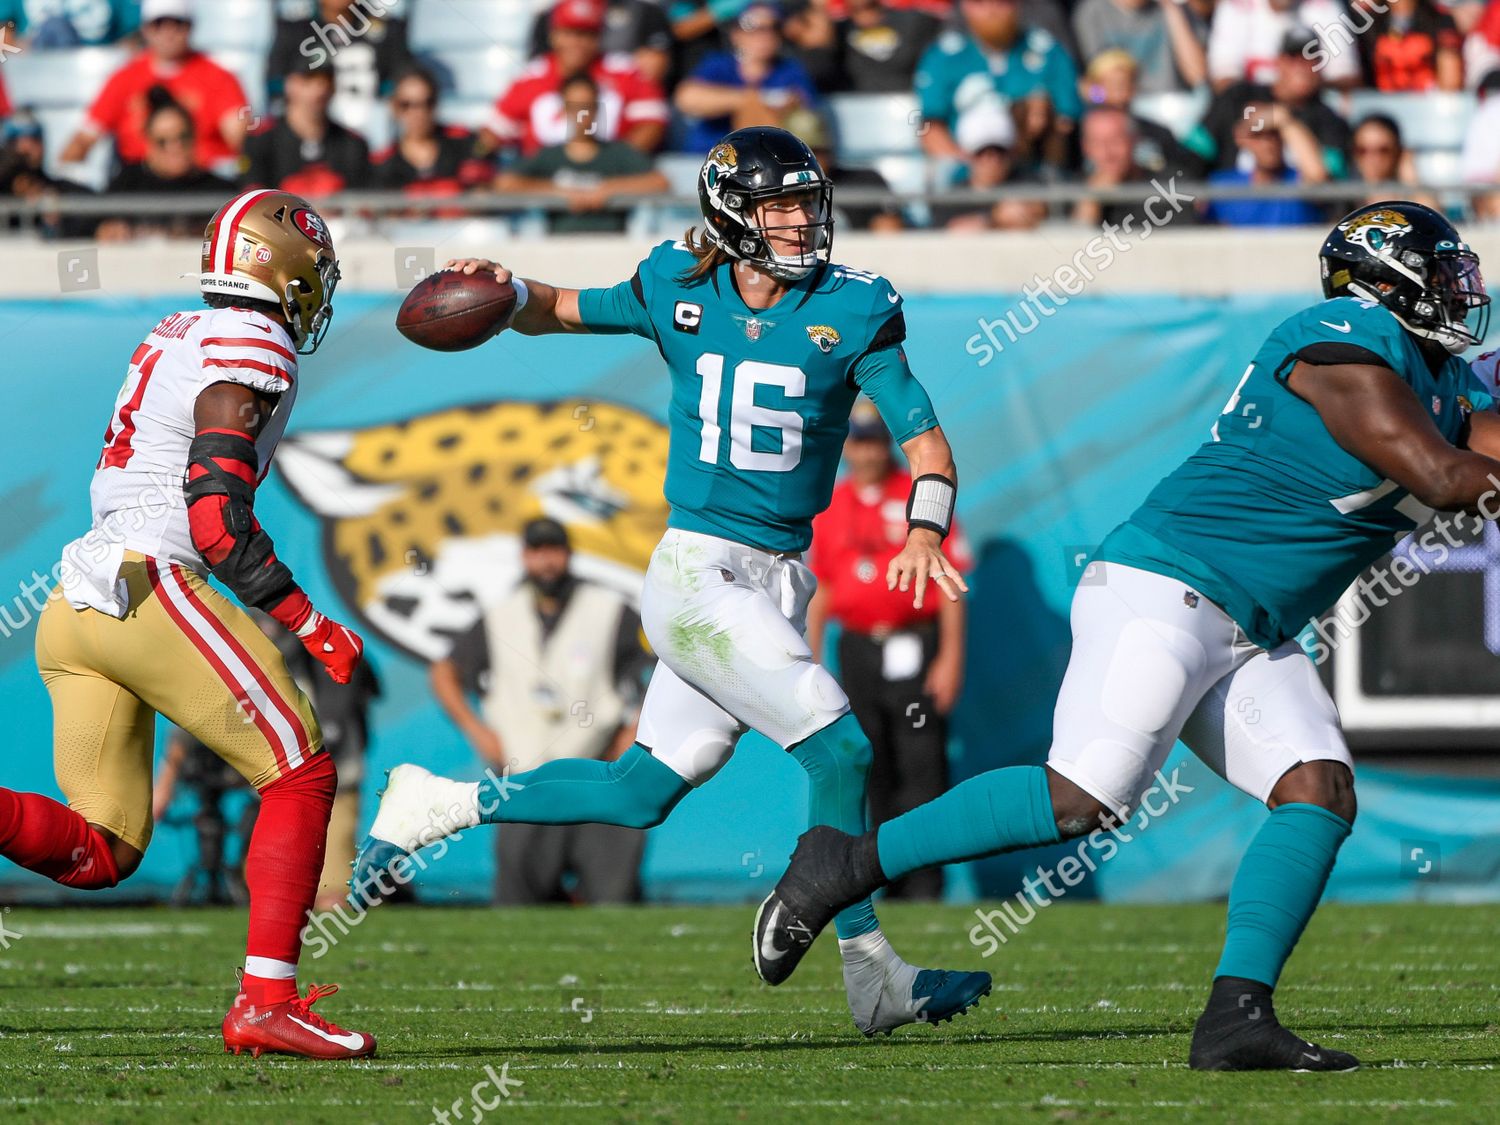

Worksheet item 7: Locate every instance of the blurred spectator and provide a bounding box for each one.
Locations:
[806,403,971,902]
[268,0,413,102]
[1072,0,1209,93]
[371,66,493,197]
[931,99,1046,229]
[1466,0,1500,86]
[1460,69,1500,218]
[242,59,371,196]
[0,0,137,46]
[529,0,675,87]
[0,109,92,237]
[486,0,669,157]
[1073,104,1197,227]
[789,105,904,230]
[670,0,836,86]
[1188,29,1351,175]
[429,518,651,906]
[496,72,669,233]
[1348,112,1435,209]
[62,0,250,171]
[1203,100,1326,225]
[152,727,256,907]
[831,0,943,93]
[914,0,1082,173]
[1357,0,1463,91]
[96,91,236,241]
[1207,0,1361,90]
[1081,49,1207,177]
[675,2,822,152]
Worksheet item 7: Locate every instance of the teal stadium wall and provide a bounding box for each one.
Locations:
[1,291,1496,904]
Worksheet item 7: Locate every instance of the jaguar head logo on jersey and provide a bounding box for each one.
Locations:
[200,189,341,356]
[1321,201,1490,356]
[806,325,841,354]
[275,399,670,661]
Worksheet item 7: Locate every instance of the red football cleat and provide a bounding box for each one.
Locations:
[222,981,376,1059]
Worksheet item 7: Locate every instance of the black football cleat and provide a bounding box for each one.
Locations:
[1189,976,1360,1072]
[753,825,884,986]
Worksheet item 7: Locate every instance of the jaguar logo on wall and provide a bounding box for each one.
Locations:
[276,399,670,661]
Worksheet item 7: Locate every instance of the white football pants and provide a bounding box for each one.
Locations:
[636,529,851,784]
[1048,562,1353,816]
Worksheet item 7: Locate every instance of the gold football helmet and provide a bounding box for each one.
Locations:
[200,189,341,354]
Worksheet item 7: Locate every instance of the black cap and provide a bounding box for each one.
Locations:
[522,517,570,549]
[847,400,889,442]
[1281,26,1319,58]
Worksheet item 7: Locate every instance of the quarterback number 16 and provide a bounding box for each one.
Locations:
[693,353,806,472]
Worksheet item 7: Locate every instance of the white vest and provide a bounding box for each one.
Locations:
[480,582,628,769]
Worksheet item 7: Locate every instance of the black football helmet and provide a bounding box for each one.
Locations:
[698,126,833,282]
[1320,200,1490,355]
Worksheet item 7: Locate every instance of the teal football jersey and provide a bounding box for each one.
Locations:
[1098,295,1496,649]
[576,240,938,552]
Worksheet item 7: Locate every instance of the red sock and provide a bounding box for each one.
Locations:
[0,788,120,889]
[242,753,336,1007]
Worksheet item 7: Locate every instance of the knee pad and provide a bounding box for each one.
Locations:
[793,663,850,724]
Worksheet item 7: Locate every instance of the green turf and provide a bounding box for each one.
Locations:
[0,901,1495,1123]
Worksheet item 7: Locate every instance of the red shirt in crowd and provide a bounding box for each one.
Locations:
[486,53,668,157]
[84,51,248,166]
[1368,9,1462,92]
[809,469,972,636]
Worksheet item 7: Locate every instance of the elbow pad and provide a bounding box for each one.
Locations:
[184,429,300,613]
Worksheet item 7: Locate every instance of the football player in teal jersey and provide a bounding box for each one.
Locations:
[352,127,992,1036]
[754,201,1496,1070]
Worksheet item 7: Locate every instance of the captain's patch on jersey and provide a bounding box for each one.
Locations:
[806,325,841,353]
[673,301,702,334]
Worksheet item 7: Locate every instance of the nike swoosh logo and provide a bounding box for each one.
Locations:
[1319,320,1352,333]
[247,321,274,333]
[758,904,788,962]
[1300,1051,1323,1063]
[887,292,900,304]
[287,1014,366,1049]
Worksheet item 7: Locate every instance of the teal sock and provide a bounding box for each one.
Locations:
[1214,802,1351,987]
[476,745,689,830]
[790,712,879,939]
[876,765,1060,882]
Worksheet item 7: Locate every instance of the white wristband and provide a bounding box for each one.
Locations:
[907,474,956,538]
[510,277,530,313]
[294,610,324,638]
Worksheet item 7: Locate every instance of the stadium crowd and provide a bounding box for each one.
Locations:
[2,0,1500,235]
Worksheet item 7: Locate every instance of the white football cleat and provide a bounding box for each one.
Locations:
[347,764,480,912]
[840,930,992,1037]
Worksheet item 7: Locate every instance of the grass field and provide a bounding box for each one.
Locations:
[0,901,1495,1123]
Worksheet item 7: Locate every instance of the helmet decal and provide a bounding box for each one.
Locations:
[1337,207,1412,254]
[292,207,333,248]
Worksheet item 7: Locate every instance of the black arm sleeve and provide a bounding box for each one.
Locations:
[184,430,299,612]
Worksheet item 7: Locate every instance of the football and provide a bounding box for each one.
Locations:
[396,268,517,352]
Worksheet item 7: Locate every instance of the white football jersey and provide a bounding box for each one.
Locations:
[59,306,300,617]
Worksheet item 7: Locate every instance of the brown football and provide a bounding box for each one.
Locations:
[396,268,517,352]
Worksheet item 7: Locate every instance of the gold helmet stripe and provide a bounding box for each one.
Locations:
[212,188,278,275]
